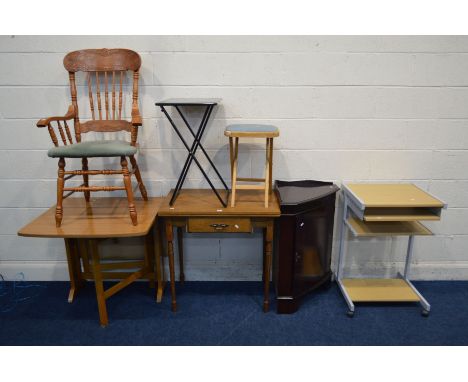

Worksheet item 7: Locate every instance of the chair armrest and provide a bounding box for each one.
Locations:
[131,108,142,126]
[37,105,75,127]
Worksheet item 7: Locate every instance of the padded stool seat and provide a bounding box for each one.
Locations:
[224,124,279,138]
[224,124,279,208]
[48,140,137,158]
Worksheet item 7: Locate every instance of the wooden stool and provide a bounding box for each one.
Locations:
[225,124,279,208]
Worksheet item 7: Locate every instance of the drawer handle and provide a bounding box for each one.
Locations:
[210,223,229,230]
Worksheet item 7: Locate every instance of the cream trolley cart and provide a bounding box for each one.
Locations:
[335,183,447,317]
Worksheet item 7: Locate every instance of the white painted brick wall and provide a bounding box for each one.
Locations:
[0,36,467,281]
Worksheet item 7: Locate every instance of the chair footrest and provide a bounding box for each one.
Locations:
[236,184,265,190]
[63,186,126,192]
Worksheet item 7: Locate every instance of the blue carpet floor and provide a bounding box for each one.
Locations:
[0,281,467,345]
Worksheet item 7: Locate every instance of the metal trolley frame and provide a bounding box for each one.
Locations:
[335,183,447,317]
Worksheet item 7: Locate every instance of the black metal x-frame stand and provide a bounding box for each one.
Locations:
[156,99,229,207]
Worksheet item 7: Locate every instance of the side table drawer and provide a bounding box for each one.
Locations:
[187,218,252,233]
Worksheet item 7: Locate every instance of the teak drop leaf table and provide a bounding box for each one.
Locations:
[18,197,164,327]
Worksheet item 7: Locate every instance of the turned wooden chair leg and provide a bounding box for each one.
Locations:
[82,157,90,202]
[121,156,138,225]
[129,155,148,201]
[231,137,239,207]
[56,157,66,227]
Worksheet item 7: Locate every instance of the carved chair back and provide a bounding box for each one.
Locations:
[63,49,142,145]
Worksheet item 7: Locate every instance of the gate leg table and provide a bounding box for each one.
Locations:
[18,197,165,327]
[335,183,447,317]
[156,99,229,207]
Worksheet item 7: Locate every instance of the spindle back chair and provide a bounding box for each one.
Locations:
[37,49,148,227]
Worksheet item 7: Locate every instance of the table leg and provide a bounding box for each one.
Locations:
[90,239,109,327]
[165,219,177,312]
[64,238,84,303]
[79,239,91,273]
[263,220,274,312]
[72,239,85,285]
[177,226,185,284]
[156,222,165,303]
[64,238,78,303]
[144,227,156,289]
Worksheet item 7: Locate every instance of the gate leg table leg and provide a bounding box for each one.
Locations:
[90,239,109,327]
[64,238,84,303]
[156,222,165,303]
[72,239,85,288]
[144,227,156,289]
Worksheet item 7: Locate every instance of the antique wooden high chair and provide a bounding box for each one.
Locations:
[37,49,148,227]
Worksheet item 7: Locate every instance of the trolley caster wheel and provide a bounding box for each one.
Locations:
[421,309,430,317]
[347,310,354,318]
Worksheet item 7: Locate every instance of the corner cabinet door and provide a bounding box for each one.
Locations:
[293,197,335,295]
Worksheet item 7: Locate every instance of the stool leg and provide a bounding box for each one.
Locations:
[268,138,273,193]
[231,137,239,207]
[264,139,270,208]
[229,137,234,172]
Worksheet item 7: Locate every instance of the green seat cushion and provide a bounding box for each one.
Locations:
[47,140,137,158]
[225,124,278,133]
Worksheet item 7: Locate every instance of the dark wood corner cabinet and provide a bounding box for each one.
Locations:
[274,180,339,314]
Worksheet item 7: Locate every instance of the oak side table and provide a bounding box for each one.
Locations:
[158,189,281,312]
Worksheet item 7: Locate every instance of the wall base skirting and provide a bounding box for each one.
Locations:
[2,260,468,281]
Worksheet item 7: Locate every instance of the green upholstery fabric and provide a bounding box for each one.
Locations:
[225,124,278,133]
[47,140,137,158]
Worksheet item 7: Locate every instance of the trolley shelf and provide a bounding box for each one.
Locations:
[345,183,445,208]
[341,278,420,302]
[346,217,433,237]
[363,207,441,222]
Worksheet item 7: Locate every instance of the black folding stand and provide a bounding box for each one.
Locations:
[155,99,229,207]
